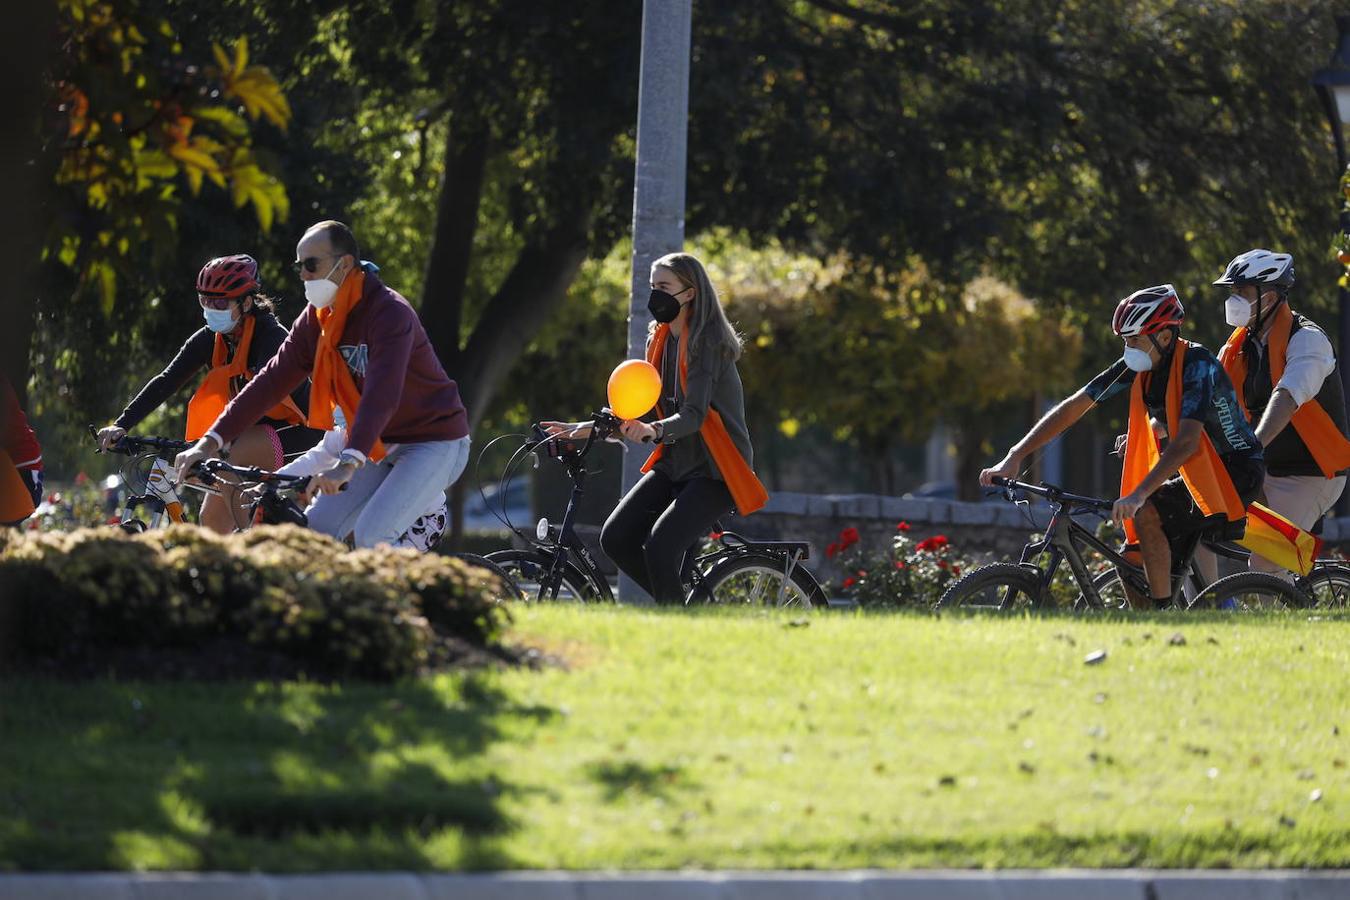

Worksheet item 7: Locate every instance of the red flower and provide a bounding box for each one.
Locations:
[952,565,961,576]
[916,535,950,553]
[896,521,911,532]
[894,560,907,570]
[826,542,840,558]
[74,471,89,486]
[842,576,857,589]
[839,527,861,548]
[937,560,949,570]
[857,569,867,578]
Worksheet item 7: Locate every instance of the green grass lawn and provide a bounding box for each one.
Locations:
[3,605,1349,871]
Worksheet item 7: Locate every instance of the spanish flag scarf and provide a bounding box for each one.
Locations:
[185,315,304,441]
[307,270,386,462]
[1218,302,1350,478]
[641,324,768,516]
[1120,339,1244,544]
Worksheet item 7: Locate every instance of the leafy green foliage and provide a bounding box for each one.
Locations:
[0,525,509,680]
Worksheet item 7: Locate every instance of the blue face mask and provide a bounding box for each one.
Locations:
[203,307,237,333]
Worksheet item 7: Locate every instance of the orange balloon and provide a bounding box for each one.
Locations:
[607,359,662,420]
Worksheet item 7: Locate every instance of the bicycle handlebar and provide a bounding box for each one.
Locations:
[989,476,1115,512]
[196,458,312,493]
[89,425,189,457]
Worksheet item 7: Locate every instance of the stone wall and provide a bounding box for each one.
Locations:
[561,491,1349,582]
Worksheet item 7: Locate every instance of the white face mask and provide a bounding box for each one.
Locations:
[1225,294,1254,328]
[202,307,237,333]
[304,259,343,309]
[1122,346,1154,372]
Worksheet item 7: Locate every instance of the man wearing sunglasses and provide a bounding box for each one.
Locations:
[174,220,471,549]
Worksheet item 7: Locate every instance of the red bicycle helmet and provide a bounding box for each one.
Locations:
[1111,284,1184,337]
[196,254,260,299]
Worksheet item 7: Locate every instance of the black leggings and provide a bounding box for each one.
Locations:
[600,470,733,605]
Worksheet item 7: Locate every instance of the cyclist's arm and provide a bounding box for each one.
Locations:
[1253,388,1298,447]
[1129,417,1203,500]
[252,312,313,412]
[113,329,214,431]
[653,346,723,441]
[996,389,1095,469]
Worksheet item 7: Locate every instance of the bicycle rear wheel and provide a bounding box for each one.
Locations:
[485,548,603,603]
[1298,563,1350,609]
[698,551,828,608]
[936,562,1046,611]
[1189,571,1312,611]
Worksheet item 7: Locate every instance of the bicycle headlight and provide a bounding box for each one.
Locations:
[536,517,550,541]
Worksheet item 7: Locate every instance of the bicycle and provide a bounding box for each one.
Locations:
[91,427,193,532]
[937,476,1313,611]
[479,410,828,607]
[195,457,523,600]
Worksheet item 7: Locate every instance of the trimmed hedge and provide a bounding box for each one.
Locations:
[0,525,511,681]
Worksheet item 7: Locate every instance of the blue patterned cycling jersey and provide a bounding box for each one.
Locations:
[1083,345,1263,461]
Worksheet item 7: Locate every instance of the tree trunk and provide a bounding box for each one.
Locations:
[0,0,56,409]
[457,220,592,431]
[419,124,489,375]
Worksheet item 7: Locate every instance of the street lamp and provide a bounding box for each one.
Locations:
[1312,15,1350,517]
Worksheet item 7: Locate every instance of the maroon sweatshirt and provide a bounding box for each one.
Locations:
[212,273,468,456]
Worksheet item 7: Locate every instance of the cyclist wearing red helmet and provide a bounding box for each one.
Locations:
[981,285,1264,609]
[96,254,322,533]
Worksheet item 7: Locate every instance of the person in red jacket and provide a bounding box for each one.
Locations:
[2,373,43,525]
[173,220,471,548]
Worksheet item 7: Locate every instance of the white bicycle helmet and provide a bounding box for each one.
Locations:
[1213,249,1295,289]
[1112,284,1184,337]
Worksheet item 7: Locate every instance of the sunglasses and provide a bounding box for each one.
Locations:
[291,253,340,275]
[198,294,237,311]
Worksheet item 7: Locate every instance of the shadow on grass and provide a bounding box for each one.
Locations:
[0,672,559,871]
[584,758,696,803]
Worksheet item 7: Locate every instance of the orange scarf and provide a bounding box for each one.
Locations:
[185,315,304,441]
[307,270,386,462]
[1218,302,1350,478]
[641,324,768,516]
[1120,339,1244,543]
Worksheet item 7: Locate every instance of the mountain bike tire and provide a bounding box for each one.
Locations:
[1188,571,1313,611]
[936,562,1047,611]
[485,548,605,603]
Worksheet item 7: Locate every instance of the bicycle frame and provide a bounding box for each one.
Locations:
[998,477,1202,609]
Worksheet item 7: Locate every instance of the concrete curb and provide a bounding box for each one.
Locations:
[1,870,1348,900]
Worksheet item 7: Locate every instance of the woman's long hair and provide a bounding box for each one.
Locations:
[649,252,743,361]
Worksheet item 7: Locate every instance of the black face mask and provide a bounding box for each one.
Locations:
[647,289,683,323]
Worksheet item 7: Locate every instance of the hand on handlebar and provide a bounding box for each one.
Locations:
[173,436,222,485]
[311,461,357,497]
[540,420,591,439]
[979,454,1021,487]
[96,425,127,452]
[619,420,657,444]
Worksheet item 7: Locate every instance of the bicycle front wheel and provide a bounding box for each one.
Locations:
[450,552,526,602]
[936,562,1046,611]
[485,549,603,603]
[1300,563,1350,609]
[1189,571,1312,611]
[698,552,828,608]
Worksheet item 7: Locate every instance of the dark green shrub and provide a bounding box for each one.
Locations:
[0,525,508,681]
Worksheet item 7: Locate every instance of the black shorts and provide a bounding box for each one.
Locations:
[270,422,326,460]
[1148,454,1264,550]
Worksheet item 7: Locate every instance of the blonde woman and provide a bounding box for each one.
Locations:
[553,253,767,604]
